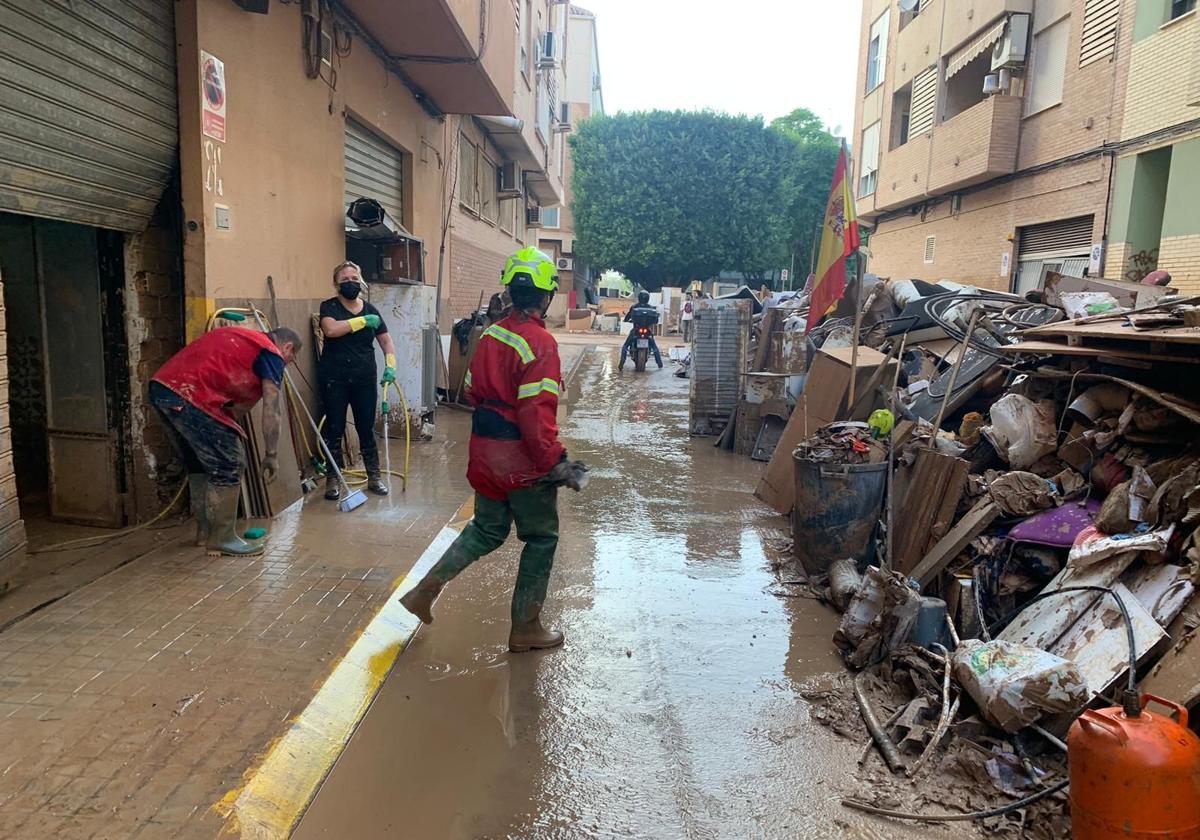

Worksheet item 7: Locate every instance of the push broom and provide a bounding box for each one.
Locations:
[249,305,368,512]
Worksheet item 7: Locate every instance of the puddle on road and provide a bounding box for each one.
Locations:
[293,349,976,840]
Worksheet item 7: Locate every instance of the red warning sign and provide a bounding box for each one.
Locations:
[201,51,227,142]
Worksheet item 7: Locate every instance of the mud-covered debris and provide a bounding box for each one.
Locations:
[951,639,1089,733]
[834,567,922,668]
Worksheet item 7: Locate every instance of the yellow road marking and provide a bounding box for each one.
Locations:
[215,496,475,839]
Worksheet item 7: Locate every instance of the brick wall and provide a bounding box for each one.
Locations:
[1123,14,1199,141]
[1158,234,1200,293]
[867,156,1109,287]
[125,197,184,520]
[0,289,26,588]
[448,232,510,322]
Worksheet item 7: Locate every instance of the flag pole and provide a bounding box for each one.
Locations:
[847,251,864,417]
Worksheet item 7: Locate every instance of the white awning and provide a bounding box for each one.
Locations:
[946,17,1008,79]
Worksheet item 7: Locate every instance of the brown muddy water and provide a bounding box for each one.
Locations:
[293,347,978,839]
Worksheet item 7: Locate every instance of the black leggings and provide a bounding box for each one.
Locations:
[320,368,379,470]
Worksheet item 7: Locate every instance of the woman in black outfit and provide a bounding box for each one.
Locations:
[318,261,396,498]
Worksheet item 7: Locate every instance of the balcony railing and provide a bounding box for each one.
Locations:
[929,94,1022,193]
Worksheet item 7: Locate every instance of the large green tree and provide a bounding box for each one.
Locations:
[769,108,841,290]
[569,111,800,289]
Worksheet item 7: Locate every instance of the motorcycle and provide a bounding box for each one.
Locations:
[632,325,653,372]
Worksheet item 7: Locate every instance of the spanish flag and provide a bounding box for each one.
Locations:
[806,141,860,332]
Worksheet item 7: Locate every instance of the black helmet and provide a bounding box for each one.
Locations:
[637,291,650,304]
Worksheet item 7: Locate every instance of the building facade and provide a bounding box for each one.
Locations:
[1106,1,1200,289]
[853,0,1155,293]
[537,4,606,323]
[0,0,594,574]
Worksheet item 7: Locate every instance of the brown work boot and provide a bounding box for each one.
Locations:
[400,577,443,624]
[324,473,340,501]
[509,617,565,653]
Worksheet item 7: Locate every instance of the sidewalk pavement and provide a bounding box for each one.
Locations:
[0,336,597,840]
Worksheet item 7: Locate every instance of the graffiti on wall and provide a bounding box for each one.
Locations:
[1124,248,1158,284]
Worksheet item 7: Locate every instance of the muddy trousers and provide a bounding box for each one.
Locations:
[424,486,559,623]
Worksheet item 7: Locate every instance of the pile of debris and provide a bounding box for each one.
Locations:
[746,268,1200,828]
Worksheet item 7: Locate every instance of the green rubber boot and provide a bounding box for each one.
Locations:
[205,485,265,557]
[188,473,209,547]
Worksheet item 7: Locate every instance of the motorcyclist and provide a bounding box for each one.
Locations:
[619,291,663,370]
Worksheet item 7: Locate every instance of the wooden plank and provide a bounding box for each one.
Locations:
[1053,583,1166,698]
[753,307,781,371]
[1141,632,1200,711]
[894,450,969,575]
[1022,319,1200,345]
[997,339,1200,364]
[909,499,1000,587]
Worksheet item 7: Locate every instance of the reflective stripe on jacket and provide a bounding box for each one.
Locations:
[464,313,566,500]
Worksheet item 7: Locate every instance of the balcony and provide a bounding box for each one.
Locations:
[929,94,1021,193]
[894,0,942,89]
[874,133,933,213]
[942,0,1032,56]
[342,0,516,115]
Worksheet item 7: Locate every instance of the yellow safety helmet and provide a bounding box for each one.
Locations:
[500,246,559,292]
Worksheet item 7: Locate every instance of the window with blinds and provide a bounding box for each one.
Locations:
[1018,215,1094,259]
[1080,0,1120,68]
[344,119,405,225]
[908,67,938,137]
[859,122,881,197]
[1027,17,1070,115]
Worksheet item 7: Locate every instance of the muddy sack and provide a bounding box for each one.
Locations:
[951,639,1089,733]
[982,395,1058,471]
[834,567,921,668]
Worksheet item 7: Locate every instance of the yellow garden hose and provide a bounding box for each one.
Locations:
[31,481,188,554]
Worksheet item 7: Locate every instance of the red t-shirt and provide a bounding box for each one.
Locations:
[152,327,282,436]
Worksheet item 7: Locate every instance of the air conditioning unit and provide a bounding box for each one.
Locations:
[498,161,522,198]
[556,257,574,271]
[537,31,557,68]
[992,13,1031,71]
[526,206,544,227]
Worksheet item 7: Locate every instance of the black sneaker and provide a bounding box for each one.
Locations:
[324,475,340,501]
[367,474,389,496]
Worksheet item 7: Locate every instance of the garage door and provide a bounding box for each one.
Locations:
[0,0,178,232]
[344,119,404,225]
[1016,215,1093,295]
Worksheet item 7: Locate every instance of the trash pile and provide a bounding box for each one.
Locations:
[744,269,1200,829]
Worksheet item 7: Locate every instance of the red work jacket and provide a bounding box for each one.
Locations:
[152,327,281,437]
[465,313,566,500]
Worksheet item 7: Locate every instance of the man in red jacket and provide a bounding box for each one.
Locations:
[150,325,302,556]
[402,247,586,652]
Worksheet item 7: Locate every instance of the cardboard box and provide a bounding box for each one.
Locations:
[804,345,897,422]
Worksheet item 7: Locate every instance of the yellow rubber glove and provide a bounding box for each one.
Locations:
[347,314,382,333]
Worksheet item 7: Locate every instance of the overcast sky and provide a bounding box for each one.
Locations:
[577,1,861,136]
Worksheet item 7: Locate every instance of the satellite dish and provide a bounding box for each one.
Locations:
[899,0,919,10]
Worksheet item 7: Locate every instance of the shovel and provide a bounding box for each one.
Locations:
[248,305,368,512]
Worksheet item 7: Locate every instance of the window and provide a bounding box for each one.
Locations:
[520,0,533,81]
[859,121,881,197]
[480,156,499,223]
[541,207,561,228]
[458,136,479,212]
[924,235,936,264]
[500,194,515,234]
[1171,0,1196,21]
[1027,17,1070,115]
[865,10,890,92]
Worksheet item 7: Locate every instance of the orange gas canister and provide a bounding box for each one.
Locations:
[1068,694,1200,839]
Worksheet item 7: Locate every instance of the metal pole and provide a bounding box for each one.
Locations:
[884,334,907,573]
[846,253,865,417]
[930,307,983,443]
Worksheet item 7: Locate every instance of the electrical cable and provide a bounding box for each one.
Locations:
[842,779,1069,823]
[31,482,188,554]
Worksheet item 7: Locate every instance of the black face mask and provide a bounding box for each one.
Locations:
[338,281,361,300]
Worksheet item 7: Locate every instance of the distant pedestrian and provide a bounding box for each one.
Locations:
[681,291,695,342]
[150,326,302,556]
[317,261,396,499]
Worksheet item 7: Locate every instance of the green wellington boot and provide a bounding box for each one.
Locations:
[188,473,209,547]
[205,485,265,557]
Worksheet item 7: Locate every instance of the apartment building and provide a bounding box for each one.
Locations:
[536,4,606,323]
[852,0,1135,293]
[1106,1,1200,290]
[0,0,582,571]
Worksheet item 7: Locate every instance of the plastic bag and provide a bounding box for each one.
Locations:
[983,395,1059,470]
[952,639,1089,733]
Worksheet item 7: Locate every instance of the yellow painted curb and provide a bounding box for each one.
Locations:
[214,495,475,839]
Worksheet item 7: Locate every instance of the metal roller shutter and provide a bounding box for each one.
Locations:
[1018,215,1094,259]
[344,119,404,224]
[0,0,178,232]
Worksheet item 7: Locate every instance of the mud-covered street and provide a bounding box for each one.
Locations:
[293,346,974,840]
